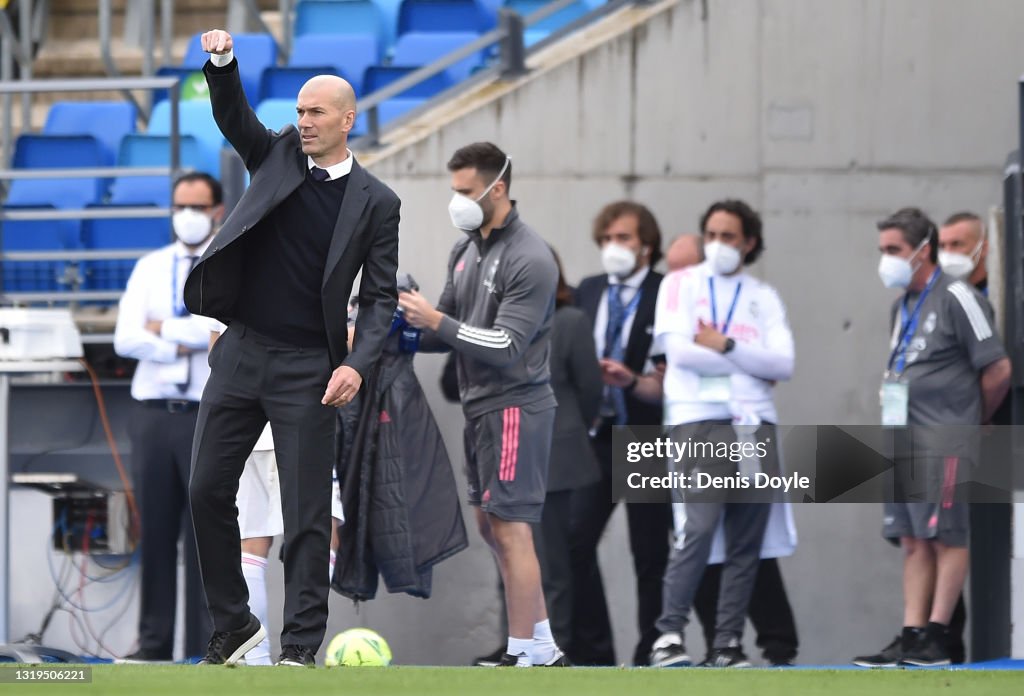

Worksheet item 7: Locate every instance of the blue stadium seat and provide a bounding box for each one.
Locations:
[152,66,209,105]
[118,134,208,175]
[504,0,591,45]
[43,101,137,166]
[392,31,485,82]
[5,177,101,211]
[259,66,349,101]
[182,32,278,102]
[108,176,174,207]
[81,206,171,292]
[397,0,495,36]
[289,34,379,96]
[9,135,106,206]
[146,101,224,176]
[255,99,300,131]
[294,1,385,49]
[1,212,81,292]
[361,65,454,126]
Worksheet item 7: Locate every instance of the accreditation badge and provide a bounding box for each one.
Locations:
[697,375,732,403]
[880,376,909,427]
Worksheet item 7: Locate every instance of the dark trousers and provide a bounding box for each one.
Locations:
[694,558,798,663]
[189,324,335,649]
[535,489,573,648]
[130,402,211,658]
[568,426,672,666]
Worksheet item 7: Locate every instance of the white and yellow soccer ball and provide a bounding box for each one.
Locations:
[324,628,392,667]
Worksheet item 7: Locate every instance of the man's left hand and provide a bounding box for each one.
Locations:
[694,319,729,353]
[398,290,443,331]
[323,365,363,407]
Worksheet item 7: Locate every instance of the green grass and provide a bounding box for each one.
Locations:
[4,664,1022,696]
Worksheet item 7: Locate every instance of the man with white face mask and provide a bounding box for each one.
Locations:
[114,172,223,662]
[939,212,988,294]
[399,142,563,667]
[569,201,669,666]
[648,198,794,668]
[853,207,1010,668]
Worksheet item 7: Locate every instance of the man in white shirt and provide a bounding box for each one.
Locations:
[114,172,224,662]
[647,199,794,667]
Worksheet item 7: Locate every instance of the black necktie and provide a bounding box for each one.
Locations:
[310,166,330,182]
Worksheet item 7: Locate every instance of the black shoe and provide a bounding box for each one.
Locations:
[852,632,908,668]
[277,644,316,667]
[705,646,751,668]
[472,645,506,667]
[117,648,172,664]
[900,626,951,667]
[496,652,528,667]
[536,648,570,667]
[649,634,691,668]
[197,614,265,665]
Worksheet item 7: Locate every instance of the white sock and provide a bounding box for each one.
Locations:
[329,550,337,585]
[241,552,271,666]
[531,619,557,664]
[507,637,533,667]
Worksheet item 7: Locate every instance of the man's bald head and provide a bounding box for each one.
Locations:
[296,74,357,164]
[666,234,704,271]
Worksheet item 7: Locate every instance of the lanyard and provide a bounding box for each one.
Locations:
[888,269,940,375]
[605,285,642,354]
[708,277,742,335]
[171,255,190,318]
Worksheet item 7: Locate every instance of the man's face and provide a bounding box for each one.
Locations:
[597,214,645,258]
[939,219,983,256]
[172,179,221,222]
[296,82,353,160]
[702,210,751,257]
[450,167,502,227]
[878,227,918,259]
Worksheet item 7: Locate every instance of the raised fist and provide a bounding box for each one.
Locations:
[200,30,233,55]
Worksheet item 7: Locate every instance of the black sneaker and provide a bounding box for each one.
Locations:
[117,648,173,664]
[472,645,506,667]
[277,644,316,667]
[197,614,265,665]
[852,633,907,667]
[705,646,751,668]
[900,626,951,667]
[649,633,691,668]
[496,652,529,667]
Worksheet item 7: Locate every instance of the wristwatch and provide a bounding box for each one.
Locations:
[722,338,736,354]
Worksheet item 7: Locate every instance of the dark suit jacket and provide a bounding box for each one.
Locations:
[575,269,664,427]
[184,59,400,377]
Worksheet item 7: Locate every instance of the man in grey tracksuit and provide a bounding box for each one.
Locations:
[399,142,565,667]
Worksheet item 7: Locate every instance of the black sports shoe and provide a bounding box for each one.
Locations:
[472,645,506,667]
[197,614,265,665]
[649,633,691,668]
[900,626,951,667]
[117,648,172,664]
[496,652,529,667]
[705,646,751,668]
[278,644,316,667]
[852,632,908,667]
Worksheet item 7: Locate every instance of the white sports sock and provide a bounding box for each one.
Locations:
[531,619,557,664]
[507,637,533,667]
[329,550,337,585]
[241,552,271,666]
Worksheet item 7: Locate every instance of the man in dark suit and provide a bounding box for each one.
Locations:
[570,201,671,666]
[184,30,400,667]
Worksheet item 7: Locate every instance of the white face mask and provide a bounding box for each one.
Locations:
[704,240,742,275]
[601,243,638,278]
[448,157,511,231]
[173,208,213,246]
[878,238,928,289]
[938,240,982,280]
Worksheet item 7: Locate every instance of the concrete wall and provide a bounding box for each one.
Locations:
[9,0,1024,665]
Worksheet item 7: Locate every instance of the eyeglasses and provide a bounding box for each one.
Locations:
[172,204,215,213]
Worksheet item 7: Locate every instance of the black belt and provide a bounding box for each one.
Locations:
[142,399,200,413]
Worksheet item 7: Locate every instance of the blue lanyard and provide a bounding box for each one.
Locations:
[708,277,742,335]
[888,269,940,375]
[605,285,642,353]
[171,255,187,317]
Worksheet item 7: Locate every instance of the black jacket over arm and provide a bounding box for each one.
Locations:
[183,58,400,376]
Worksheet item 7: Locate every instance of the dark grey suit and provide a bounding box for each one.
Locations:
[185,59,399,651]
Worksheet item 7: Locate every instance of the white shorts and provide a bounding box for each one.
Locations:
[237,449,284,539]
[332,477,345,524]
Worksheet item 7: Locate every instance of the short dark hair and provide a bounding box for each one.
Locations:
[447,142,511,193]
[942,211,982,228]
[173,171,223,205]
[591,201,664,268]
[699,199,764,265]
[877,207,938,263]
